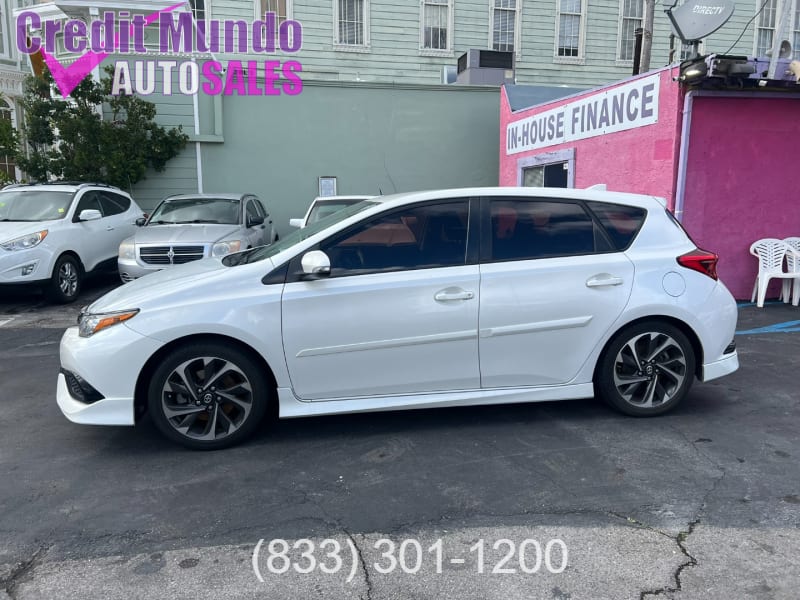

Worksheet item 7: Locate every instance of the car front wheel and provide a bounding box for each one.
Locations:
[148,343,269,450]
[48,254,82,303]
[596,322,696,417]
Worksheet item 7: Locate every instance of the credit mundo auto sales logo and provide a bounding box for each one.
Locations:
[15,3,303,99]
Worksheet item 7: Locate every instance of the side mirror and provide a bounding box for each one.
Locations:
[301,250,331,278]
[135,217,147,227]
[78,209,102,222]
[247,215,265,227]
[289,218,304,229]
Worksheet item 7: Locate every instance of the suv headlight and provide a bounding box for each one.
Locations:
[212,240,242,257]
[118,239,135,260]
[1,230,48,251]
[78,309,139,338]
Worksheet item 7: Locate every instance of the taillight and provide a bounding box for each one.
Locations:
[677,249,719,280]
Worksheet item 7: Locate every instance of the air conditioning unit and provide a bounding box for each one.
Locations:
[455,49,515,86]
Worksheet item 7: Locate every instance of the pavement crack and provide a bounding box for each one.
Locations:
[639,518,699,599]
[343,530,373,600]
[606,512,675,542]
[1,546,49,599]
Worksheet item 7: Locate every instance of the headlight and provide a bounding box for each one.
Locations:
[118,239,135,260]
[212,240,242,257]
[0,230,48,251]
[78,309,139,338]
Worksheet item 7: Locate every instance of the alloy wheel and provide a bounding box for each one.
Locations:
[612,332,688,409]
[161,357,253,441]
[59,262,79,297]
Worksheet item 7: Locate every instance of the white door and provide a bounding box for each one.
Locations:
[479,198,635,388]
[281,199,480,400]
[72,191,119,269]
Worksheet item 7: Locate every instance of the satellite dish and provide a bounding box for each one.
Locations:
[665,0,736,43]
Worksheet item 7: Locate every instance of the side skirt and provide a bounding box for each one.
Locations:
[277,383,595,419]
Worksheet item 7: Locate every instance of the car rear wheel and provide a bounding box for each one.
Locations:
[148,343,269,450]
[48,255,82,303]
[596,322,696,416]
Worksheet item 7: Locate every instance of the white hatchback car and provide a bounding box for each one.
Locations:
[0,183,143,302]
[57,187,739,449]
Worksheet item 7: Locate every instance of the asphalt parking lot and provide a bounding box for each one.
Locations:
[0,284,798,600]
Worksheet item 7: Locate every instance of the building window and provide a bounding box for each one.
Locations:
[258,0,290,25]
[189,0,206,20]
[556,0,585,60]
[491,0,520,54]
[1,107,17,183]
[421,0,452,53]
[0,5,8,58]
[794,2,800,58]
[335,0,369,48]
[618,0,644,61]
[755,0,777,57]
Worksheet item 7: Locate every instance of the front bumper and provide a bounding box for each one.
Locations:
[0,247,50,284]
[118,257,164,282]
[57,324,163,426]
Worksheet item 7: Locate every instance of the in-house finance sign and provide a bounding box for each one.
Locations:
[505,74,660,156]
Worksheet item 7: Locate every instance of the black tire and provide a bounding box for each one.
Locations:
[148,343,270,450]
[47,254,82,303]
[595,321,696,417]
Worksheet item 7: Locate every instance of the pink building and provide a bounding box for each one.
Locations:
[499,66,800,299]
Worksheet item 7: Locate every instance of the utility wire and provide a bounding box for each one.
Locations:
[722,0,773,56]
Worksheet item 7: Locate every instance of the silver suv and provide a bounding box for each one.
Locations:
[118,193,276,282]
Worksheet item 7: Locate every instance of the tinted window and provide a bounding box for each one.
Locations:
[489,199,599,261]
[586,201,646,250]
[321,201,469,276]
[99,192,131,216]
[246,199,263,220]
[74,191,103,220]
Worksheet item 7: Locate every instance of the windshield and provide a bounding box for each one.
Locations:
[307,199,363,225]
[224,200,378,266]
[0,190,74,222]
[149,198,241,225]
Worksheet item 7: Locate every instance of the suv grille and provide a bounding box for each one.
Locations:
[140,246,205,265]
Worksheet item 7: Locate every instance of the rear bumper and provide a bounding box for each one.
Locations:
[701,351,739,382]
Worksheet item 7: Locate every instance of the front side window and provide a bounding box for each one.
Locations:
[491,0,520,54]
[556,0,585,60]
[618,0,644,61]
[74,192,104,220]
[149,198,241,225]
[335,0,369,47]
[320,201,469,276]
[0,190,74,222]
[246,199,264,221]
[489,199,605,261]
[421,0,452,52]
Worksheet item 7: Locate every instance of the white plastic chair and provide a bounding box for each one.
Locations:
[750,239,796,308]
[783,237,800,307]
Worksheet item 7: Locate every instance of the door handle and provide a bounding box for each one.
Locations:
[434,288,475,302]
[106,226,115,231]
[586,275,623,288]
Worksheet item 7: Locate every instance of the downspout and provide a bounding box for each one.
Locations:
[191,58,203,193]
[673,89,695,222]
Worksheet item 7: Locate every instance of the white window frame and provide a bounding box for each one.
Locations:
[255,0,294,45]
[795,0,800,59]
[753,0,800,59]
[333,0,371,52]
[255,0,294,28]
[489,0,523,59]
[420,0,454,57]
[0,99,20,182]
[616,0,644,64]
[554,0,587,64]
[188,0,209,21]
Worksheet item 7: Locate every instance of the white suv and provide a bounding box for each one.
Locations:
[0,183,143,302]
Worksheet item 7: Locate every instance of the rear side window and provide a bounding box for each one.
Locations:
[586,201,646,250]
[489,199,604,261]
[99,192,131,216]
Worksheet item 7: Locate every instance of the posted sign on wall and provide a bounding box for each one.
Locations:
[505,74,660,156]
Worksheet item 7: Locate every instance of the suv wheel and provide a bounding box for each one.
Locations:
[596,321,696,416]
[48,255,82,303]
[148,343,269,450]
